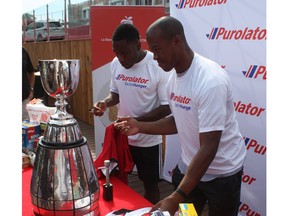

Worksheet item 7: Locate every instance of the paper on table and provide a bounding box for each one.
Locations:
[125,207,151,216]
[105,207,171,216]
[106,207,151,216]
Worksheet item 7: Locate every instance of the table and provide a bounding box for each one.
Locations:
[22,167,152,215]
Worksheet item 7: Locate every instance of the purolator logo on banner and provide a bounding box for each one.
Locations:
[242,172,257,186]
[244,137,266,156]
[242,65,266,80]
[206,27,266,40]
[239,202,261,216]
[176,0,227,9]
[234,101,265,117]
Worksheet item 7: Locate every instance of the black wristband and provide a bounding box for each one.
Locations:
[175,188,188,199]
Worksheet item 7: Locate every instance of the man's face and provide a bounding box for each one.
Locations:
[112,39,139,69]
[146,29,176,72]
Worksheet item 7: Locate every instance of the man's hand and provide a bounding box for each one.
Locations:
[149,193,181,216]
[114,116,140,135]
[92,101,107,116]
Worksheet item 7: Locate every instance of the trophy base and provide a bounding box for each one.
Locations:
[30,137,100,216]
[33,207,100,216]
[32,206,100,216]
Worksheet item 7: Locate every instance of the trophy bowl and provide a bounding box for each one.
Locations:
[38,59,80,121]
[39,59,80,99]
[31,59,100,215]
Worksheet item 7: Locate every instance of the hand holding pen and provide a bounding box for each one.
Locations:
[89,101,107,116]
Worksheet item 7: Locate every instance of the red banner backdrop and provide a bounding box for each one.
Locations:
[91,6,166,70]
[90,6,166,156]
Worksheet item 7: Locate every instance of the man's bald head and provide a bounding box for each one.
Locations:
[146,16,185,40]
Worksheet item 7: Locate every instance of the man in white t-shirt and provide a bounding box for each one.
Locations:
[92,23,172,204]
[115,16,246,216]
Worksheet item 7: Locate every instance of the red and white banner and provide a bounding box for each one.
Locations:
[163,0,266,215]
[90,6,166,156]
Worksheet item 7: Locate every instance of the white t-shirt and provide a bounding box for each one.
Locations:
[167,52,246,175]
[110,50,172,147]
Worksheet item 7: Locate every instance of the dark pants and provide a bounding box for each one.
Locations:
[172,165,243,216]
[129,145,160,204]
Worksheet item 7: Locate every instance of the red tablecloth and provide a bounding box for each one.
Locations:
[22,167,152,215]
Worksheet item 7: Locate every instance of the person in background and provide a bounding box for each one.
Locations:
[92,23,172,204]
[115,16,247,216]
[22,47,35,121]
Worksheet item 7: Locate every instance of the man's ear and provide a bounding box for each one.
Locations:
[173,35,182,45]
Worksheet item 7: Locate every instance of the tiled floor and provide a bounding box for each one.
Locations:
[77,118,208,216]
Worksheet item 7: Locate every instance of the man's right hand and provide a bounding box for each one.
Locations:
[92,101,107,116]
[114,116,140,136]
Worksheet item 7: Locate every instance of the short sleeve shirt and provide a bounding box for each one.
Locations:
[167,53,246,174]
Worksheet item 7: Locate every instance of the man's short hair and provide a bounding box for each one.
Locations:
[112,23,140,42]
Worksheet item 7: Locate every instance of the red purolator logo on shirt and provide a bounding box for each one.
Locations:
[170,93,191,104]
[116,74,149,84]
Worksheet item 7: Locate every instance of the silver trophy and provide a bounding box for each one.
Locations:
[30,60,100,216]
